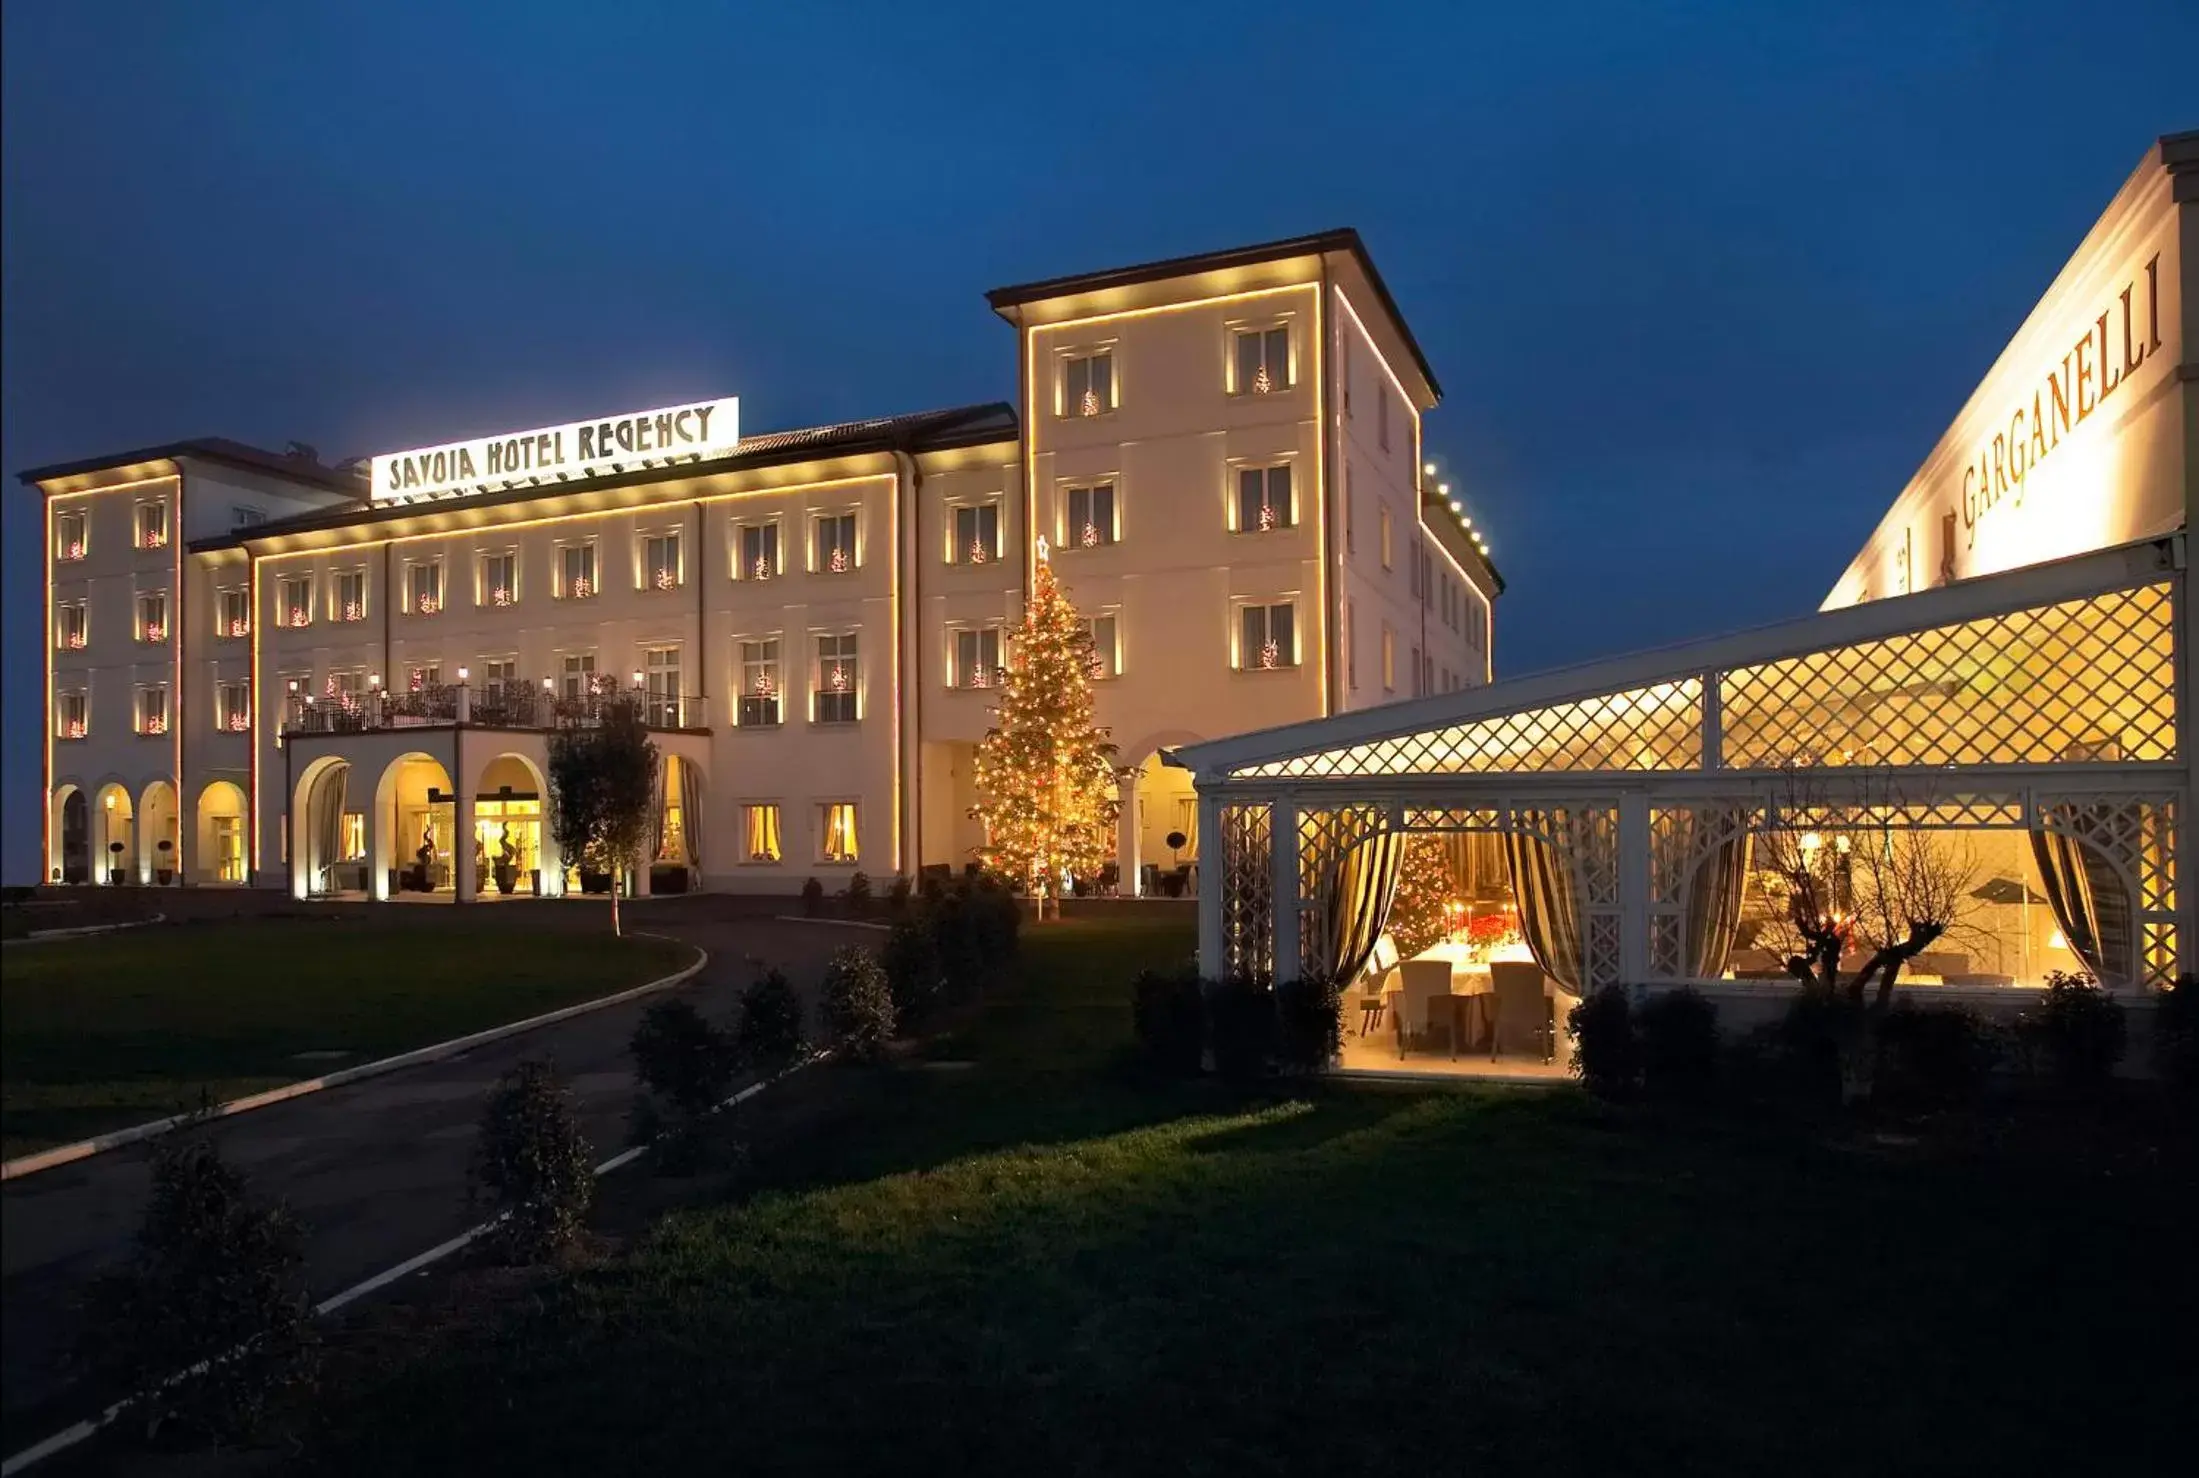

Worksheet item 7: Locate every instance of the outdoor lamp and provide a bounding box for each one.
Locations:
[542,677,553,691]
[370,674,381,689]
[457,666,469,682]
[632,669,644,688]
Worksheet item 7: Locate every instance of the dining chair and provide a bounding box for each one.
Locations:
[1394,961,1455,1059]
[1487,961,1553,1063]
[1359,934,1402,1036]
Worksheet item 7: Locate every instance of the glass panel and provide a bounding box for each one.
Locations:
[1236,331,1261,393]
[1241,604,1265,666]
[1271,604,1295,664]
[1268,465,1293,526]
[1091,353,1112,411]
[1238,469,1264,532]
[1266,327,1289,385]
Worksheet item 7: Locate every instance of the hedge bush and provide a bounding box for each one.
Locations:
[821,946,897,1062]
[2018,971,2126,1090]
[629,998,736,1119]
[735,968,807,1073]
[471,1060,595,1262]
[1637,988,1719,1100]
[1274,975,1342,1075]
[882,914,943,1027]
[1874,1004,2000,1109]
[1567,985,1637,1098]
[2156,973,2199,1097]
[1131,964,1206,1076]
[1206,977,1275,1086]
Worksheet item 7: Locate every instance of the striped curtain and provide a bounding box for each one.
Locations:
[677,758,703,869]
[1504,829,1583,991]
[650,757,671,862]
[311,764,347,893]
[2031,810,2134,986]
[1683,813,1753,980]
[1321,831,1406,983]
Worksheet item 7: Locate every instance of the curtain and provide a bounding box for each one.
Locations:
[2031,812,2135,986]
[1321,831,1406,983]
[754,805,782,863]
[824,804,857,863]
[1683,817,1753,980]
[1504,828,1583,991]
[678,758,702,870]
[650,757,670,863]
[312,764,347,892]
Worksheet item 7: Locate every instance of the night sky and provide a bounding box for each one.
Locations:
[4,1,2194,882]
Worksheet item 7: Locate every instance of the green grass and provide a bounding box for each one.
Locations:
[1,916,691,1156]
[296,917,2193,1475]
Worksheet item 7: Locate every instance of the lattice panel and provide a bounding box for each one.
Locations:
[1234,680,1701,779]
[1218,803,1273,982]
[1649,914,1684,980]
[1587,915,1622,990]
[2036,794,2179,990]
[2143,923,2179,994]
[1770,797,2027,833]
[1721,583,2176,769]
[1403,807,1505,832]
[1647,805,1757,978]
[1295,805,1392,979]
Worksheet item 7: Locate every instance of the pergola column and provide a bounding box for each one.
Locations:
[1116,773,1141,896]
[1619,791,1651,987]
[1270,796,1300,983]
[1196,788,1223,976]
[453,787,477,902]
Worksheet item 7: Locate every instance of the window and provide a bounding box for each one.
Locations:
[1079,613,1120,680]
[334,569,367,622]
[1063,351,1114,417]
[1422,650,1435,696]
[406,662,442,692]
[1344,600,1357,689]
[1379,504,1394,569]
[57,600,87,651]
[644,532,682,591]
[1377,382,1391,452]
[1420,546,1433,606]
[55,509,87,561]
[135,500,169,550]
[738,639,782,726]
[643,646,682,727]
[559,542,598,599]
[408,560,444,615]
[231,504,266,529]
[1382,624,1396,690]
[560,652,598,698]
[1065,483,1116,548]
[480,550,518,607]
[954,626,1003,689]
[56,690,87,739]
[136,686,170,736]
[820,802,859,864]
[281,575,314,627]
[136,591,169,644]
[342,813,367,862]
[218,587,250,638]
[1239,602,1297,670]
[814,633,859,722]
[1344,470,1356,554]
[217,681,251,733]
[1235,464,1295,532]
[814,513,857,574]
[738,521,780,581]
[1463,585,1489,654]
[952,503,1000,565]
[1233,325,1291,394]
[326,669,367,702]
[744,803,782,863]
[1341,333,1353,415]
[481,657,517,689]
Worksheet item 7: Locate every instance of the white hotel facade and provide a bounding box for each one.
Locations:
[27,231,1499,900]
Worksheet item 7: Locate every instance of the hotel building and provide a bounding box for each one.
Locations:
[1179,131,2196,1074]
[26,231,1499,900]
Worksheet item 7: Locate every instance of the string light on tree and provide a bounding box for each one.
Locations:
[1079,387,1100,418]
[970,536,1123,921]
[1252,362,1272,394]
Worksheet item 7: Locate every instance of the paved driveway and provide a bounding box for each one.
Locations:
[0,905,864,1428]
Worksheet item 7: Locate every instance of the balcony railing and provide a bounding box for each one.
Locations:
[282,681,703,737]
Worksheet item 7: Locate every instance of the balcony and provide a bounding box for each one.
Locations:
[282,680,705,737]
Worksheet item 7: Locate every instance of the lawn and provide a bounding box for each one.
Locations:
[1,915,692,1157]
[293,916,2192,1475]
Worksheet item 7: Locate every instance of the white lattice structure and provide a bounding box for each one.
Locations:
[1179,537,2190,998]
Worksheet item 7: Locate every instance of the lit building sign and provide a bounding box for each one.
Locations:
[371,396,740,502]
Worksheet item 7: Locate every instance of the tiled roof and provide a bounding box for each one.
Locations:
[18,436,367,494]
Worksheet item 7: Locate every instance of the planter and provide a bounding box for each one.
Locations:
[494,863,518,895]
[579,868,612,895]
[649,862,690,895]
[155,869,175,886]
[108,868,126,886]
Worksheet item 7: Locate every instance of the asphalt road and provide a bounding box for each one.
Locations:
[0,906,865,1429]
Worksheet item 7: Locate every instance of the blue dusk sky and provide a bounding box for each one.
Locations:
[4,0,2195,881]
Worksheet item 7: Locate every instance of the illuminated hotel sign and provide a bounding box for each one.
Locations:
[371,396,740,502]
[1959,256,2162,549]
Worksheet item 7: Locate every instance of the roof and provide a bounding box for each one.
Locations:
[1173,533,2182,780]
[18,437,366,495]
[985,228,1442,400]
[186,401,1019,551]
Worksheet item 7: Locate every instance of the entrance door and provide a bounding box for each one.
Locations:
[61,791,89,883]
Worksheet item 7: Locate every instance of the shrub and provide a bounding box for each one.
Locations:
[2155,973,2199,1097]
[1206,977,1275,1086]
[886,874,913,915]
[1567,985,1637,1099]
[628,998,735,1119]
[471,1060,595,1262]
[81,1135,314,1446]
[735,968,806,1073]
[1275,975,1343,1075]
[1763,991,1860,1107]
[844,870,873,915]
[1131,965,1206,1076]
[2018,970,2127,1090]
[821,946,896,1062]
[799,877,824,917]
[1637,988,1719,1100]
[1874,1004,2000,1109]
[882,914,943,1026]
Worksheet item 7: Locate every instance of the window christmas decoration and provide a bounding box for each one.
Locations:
[1079,387,1100,418]
[141,714,168,735]
[970,539,1123,920]
[227,711,251,732]
[1259,636,1280,670]
[342,601,363,622]
[227,617,250,637]
[143,621,167,643]
[968,539,989,565]
[417,595,440,614]
[1252,362,1273,395]
[64,630,85,650]
[287,607,310,628]
[1257,501,1277,532]
[1081,522,1099,549]
[753,672,776,699]
[655,567,677,590]
[753,556,772,581]
[62,539,85,560]
[570,577,593,599]
[827,663,850,693]
[827,546,849,574]
[63,718,86,739]
[492,587,513,607]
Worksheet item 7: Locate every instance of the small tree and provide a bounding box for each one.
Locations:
[971,546,1124,919]
[471,1060,595,1262]
[734,967,806,1073]
[546,698,659,937]
[821,946,897,1061]
[1384,835,1457,959]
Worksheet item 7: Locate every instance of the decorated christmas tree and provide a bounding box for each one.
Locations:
[972,541,1122,918]
[1383,835,1459,959]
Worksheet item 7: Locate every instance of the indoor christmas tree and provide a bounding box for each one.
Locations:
[1383,835,1459,959]
[972,540,1123,919]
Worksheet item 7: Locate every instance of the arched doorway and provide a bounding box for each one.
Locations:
[50,784,89,884]
[292,758,357,899]
[650,753,703,893]
[473,752,557,896]
[140,780,180,885]
[1132,751,1199,897]
[375,753,456,898]
[93,783,133,885]
[195,781,248,884]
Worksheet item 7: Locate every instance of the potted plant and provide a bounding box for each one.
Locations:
[107,840,126,886]
[493,826,519,895]
[155,838,175,886]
